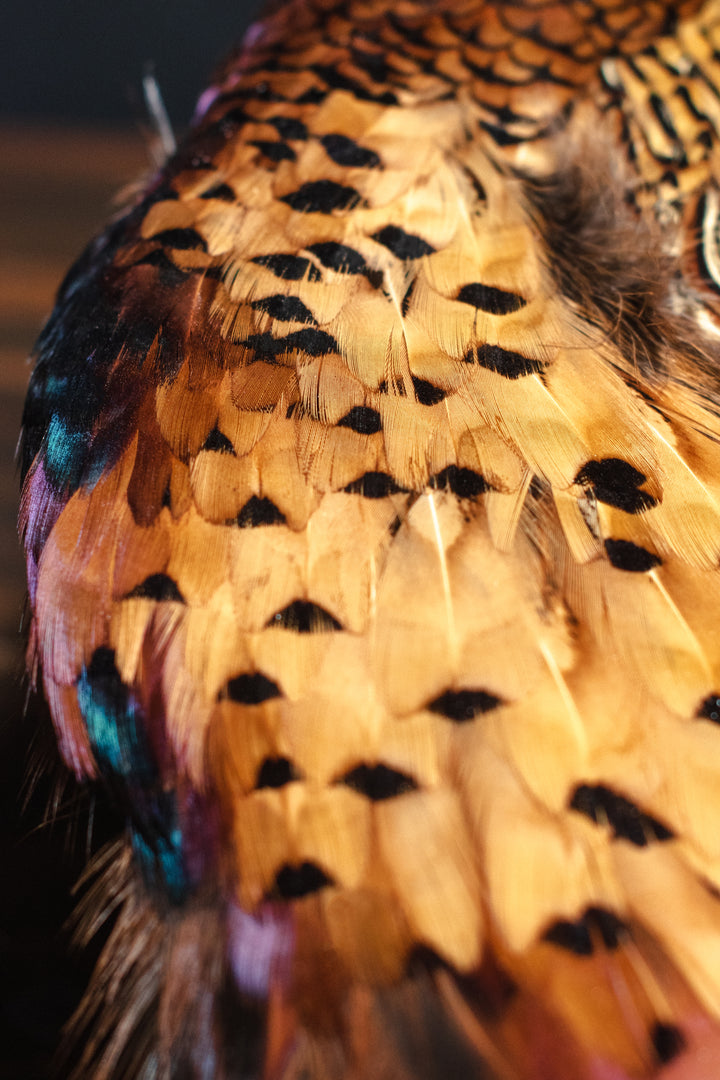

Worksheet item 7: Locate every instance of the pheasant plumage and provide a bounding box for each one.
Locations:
[19,0,720,1075]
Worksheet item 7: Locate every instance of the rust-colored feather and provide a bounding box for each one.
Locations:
[19,0,720,1076]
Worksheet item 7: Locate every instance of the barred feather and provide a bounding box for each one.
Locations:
[19,0,720,1076]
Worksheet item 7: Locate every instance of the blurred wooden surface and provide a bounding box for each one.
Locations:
[0,125,148,1078]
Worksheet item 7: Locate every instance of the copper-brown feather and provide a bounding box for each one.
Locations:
[18,0,720,1076]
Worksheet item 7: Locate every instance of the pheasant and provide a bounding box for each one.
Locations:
[19,0,720,1075]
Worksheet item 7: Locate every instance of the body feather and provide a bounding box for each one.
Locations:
[19,0,720,1075]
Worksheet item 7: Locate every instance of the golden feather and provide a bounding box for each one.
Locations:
[19,0,720,1076]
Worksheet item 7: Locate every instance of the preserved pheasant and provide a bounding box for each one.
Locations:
[19,0,720,1075]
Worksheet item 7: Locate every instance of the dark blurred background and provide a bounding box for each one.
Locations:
[0,3,261,1075]
[2,0,263,129]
